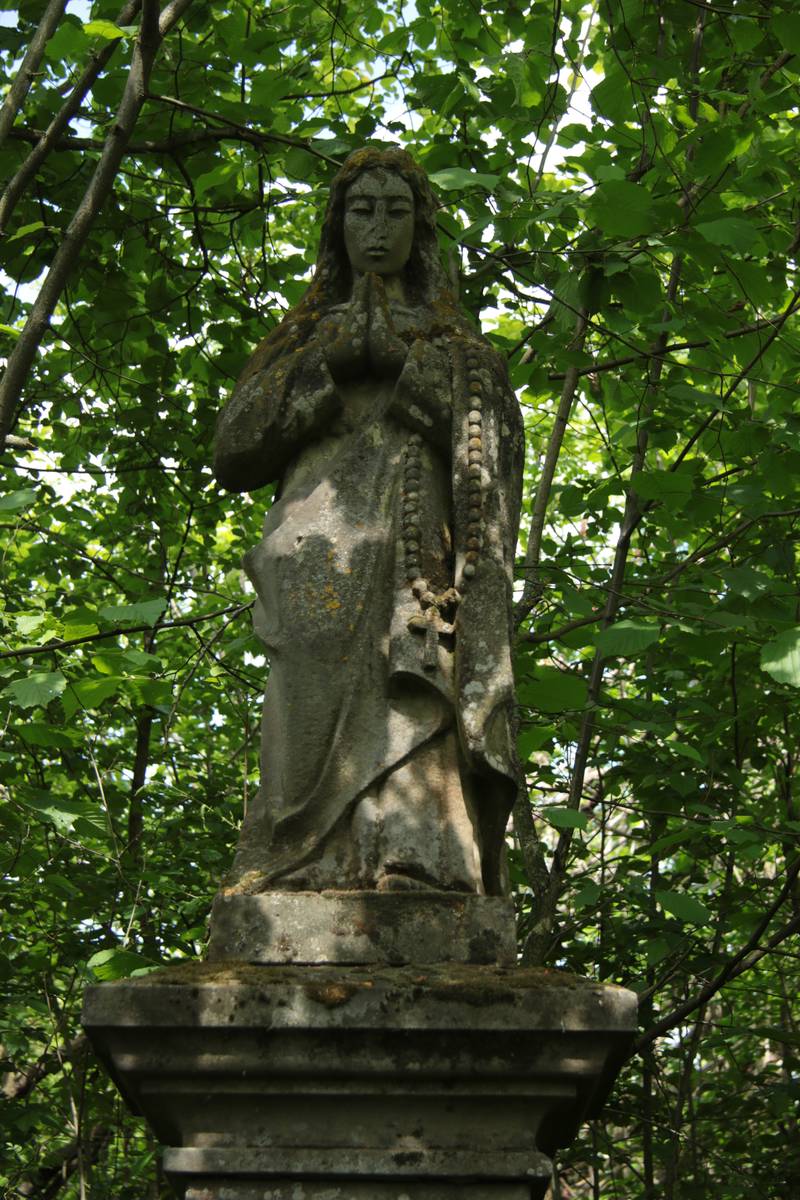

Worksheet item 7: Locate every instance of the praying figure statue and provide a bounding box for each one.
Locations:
[214,147,524,897]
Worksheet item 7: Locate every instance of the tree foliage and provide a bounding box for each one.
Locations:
[1,0,799,1195]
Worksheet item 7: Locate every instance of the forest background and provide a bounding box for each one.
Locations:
[1,0,799,1195]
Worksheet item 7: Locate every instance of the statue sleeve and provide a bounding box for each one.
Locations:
[213,341,341,493]
[387,339,452,456]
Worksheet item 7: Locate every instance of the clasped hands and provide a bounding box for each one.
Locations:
[322,272,408,382]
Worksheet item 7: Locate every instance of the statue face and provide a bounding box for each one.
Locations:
[343,170,415,277]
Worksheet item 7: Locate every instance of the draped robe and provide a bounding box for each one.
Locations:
[214,301,524,896]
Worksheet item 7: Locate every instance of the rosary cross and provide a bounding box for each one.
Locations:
[407,587,461,672]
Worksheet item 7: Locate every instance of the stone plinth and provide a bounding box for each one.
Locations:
[82,959,637,1200]
[207,891,517,966]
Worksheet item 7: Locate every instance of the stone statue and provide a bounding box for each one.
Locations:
[85,151,637,1200]
[214,147,524,897]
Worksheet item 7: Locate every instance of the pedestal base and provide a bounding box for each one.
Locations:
[208,891,517,965]
[83,962,636,1200]
[181,1175,536,1199]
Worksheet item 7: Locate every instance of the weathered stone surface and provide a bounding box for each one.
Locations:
[207,891,516,965]
[182,1184,533,1200]
[83,962,637,1200]
[212,147,525,896]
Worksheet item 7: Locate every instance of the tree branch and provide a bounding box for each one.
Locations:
[514,306,590,629]
[518,506,800,646]
[0,0,195,450]
[546,305,800,383]
[6,117,353,160]
[0,600,253,661]
[3,432,36,450]
[671,287,800,472]
[15,1123,111,1199]
[0,0,67,152]
[144,92,343,164]
[2,1033,87,1101]
[0,0,143,234]
[519,609,603,646]
[635,858,800,1054]
[522,251,685,966]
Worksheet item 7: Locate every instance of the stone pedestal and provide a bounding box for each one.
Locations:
[207,891,518,966]
[83,893,637,1200]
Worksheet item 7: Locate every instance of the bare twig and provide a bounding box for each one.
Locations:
[0,0,67,152]
[672,287,800,471]
[737,51,794,120]
[518,505,800,646]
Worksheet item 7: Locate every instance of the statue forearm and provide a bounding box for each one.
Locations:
[214,345,342,493]
[386,340,452,455]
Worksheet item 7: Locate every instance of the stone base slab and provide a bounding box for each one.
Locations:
[207,891,517,965]
[182,1183,534,1200]
[83,962,637,1200]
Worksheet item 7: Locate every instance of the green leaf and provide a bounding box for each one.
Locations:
[656,890,712,925]
[670,741,705,764]
[193,161,239,198]
[771,12,800,54]
[16,792,88,833]
[82,19,128,39]
[630,471,693,503]
[0,488,37,513]
[0,323,21,338]
[130,677,172,706]
[547,807,590,831]
[588,180,656,238]
[517,725,555,758]
[86,949,157,981]
[650,828,697,855]
[61,620,99,640]
[760,628,800,687]
[428,167,501,191]
[646,937,671,966]
[99,598,167,626]
[123,649,163,670]
[14,612,46,636]
[596,619,660,657]
[14,723,79,749]
[696,217,761,252]
[505,53,544,106]
[590,69,630,123]
[2,671,66,710]
[62,676,123,716]
[519,668,588,713]
[573,880,601,909]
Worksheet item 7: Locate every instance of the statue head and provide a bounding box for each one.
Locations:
[314,146,451,304]
[241,146,478,381]
[342,168,415,279]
